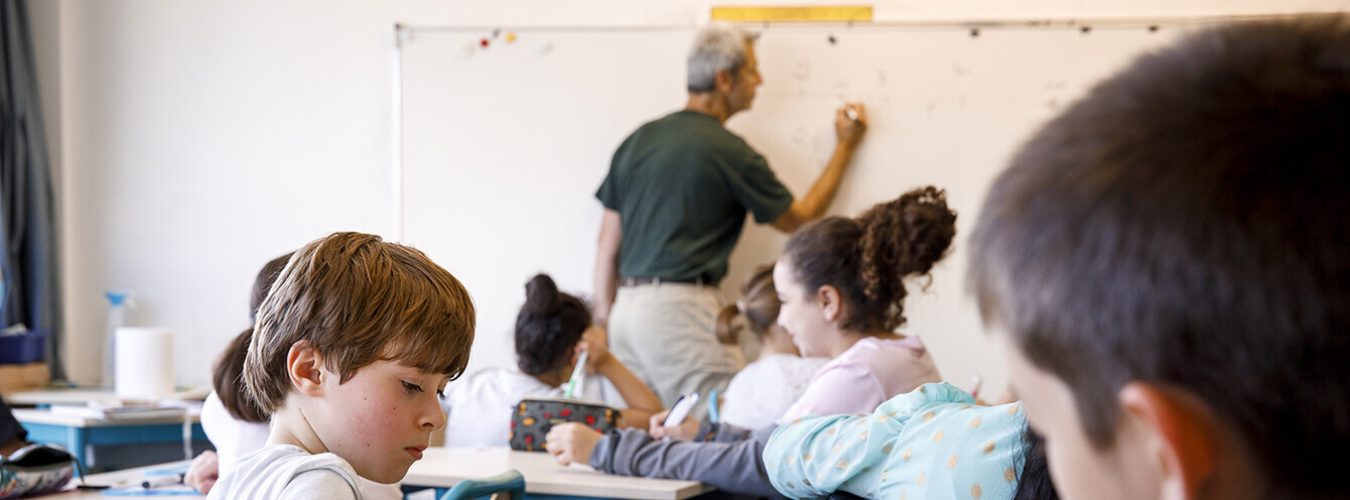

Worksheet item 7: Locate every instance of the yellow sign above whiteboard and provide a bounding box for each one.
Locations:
[711,5,874,23]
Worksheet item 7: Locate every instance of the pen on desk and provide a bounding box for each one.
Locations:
[141,473,185,489]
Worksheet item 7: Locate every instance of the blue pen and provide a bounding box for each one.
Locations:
[707,388,720,424]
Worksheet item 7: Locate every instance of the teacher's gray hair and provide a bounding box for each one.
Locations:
[687,23,759,93]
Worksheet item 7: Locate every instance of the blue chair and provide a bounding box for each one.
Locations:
[437,469,526,500]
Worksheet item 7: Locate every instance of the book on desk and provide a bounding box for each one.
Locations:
[47,401,196,421]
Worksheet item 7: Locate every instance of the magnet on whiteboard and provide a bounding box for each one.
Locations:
[457,42,477,59]
[506,32,518,43]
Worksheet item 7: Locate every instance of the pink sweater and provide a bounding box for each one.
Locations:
[778,336,942,423]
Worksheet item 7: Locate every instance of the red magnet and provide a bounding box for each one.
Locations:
[480,38,490,48]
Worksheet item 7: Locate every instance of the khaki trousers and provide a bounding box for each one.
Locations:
[608,283,739,411]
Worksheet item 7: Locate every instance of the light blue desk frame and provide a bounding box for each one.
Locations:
[20,420,208,471]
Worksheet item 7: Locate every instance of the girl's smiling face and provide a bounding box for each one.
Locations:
[773,256,833,358]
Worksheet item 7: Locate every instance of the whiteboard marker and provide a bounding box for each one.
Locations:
[141,473,184,489]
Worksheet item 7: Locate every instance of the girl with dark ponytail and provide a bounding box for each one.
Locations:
[545,187,964,498]
[442,274,662,447]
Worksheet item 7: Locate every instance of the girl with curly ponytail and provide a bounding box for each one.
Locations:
[544,187,960,498]
[773,185,954,421]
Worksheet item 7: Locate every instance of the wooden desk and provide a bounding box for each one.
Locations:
[45,460,200,499]
[404,447,712,500]
[15,409,206,471]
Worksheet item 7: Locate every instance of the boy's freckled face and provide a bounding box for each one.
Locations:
[311,359,449,484]
[993,331,1161,500]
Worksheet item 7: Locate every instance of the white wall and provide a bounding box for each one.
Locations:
[37,0,1347,390]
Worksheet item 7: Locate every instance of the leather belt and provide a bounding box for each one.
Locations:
[619,276,708,287]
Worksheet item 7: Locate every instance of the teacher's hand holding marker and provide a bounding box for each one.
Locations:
[837,102,867,148]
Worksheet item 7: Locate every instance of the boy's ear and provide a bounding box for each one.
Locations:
[816,284,843,322]
[286,340,326,397]
[1118,383,1219,500]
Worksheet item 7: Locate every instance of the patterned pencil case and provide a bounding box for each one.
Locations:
[0,443,76,499]
[509,398,619,452]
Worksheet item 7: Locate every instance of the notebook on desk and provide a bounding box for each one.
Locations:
[47,402,192,421]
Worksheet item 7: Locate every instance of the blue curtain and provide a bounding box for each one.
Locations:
[1,0,63,380]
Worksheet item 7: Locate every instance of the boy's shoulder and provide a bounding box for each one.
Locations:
[209,444,362,500]
[239,443,356,470]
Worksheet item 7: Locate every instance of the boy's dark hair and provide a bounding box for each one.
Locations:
[245,232,475,414]
[715,264,777,345]
[968,16,1350,497]
[515,274,590,376]
[784,186,956,331]
[214,253,293,423]
[1013,429,1058,500]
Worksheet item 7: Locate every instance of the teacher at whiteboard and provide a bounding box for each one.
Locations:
[592,23,868,407]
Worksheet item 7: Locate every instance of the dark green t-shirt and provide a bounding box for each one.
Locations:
[596,110,793,285]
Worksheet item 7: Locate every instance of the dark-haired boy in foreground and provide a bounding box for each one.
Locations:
[969,15,1350,500]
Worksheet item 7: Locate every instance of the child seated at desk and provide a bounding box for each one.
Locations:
[545,187,953,498]
[207,232,475,500]
[715,264,826,430]
[967,16,1350,500]
[185,252,399,499]
[441,274,662,447]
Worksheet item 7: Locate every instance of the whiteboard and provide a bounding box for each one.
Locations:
[398,24,1185,393]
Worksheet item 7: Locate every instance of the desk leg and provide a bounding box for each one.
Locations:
[67,426,89,470]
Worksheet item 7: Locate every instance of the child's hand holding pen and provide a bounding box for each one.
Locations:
[648,405,700,441]
[576,325,611,373]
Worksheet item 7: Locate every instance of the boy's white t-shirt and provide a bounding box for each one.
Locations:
[199,391,404,500]
[719,354,828,430]
[443,366,620,447]
[206,444,362,500]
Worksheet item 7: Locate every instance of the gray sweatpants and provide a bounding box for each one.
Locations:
[608,283,739,410]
